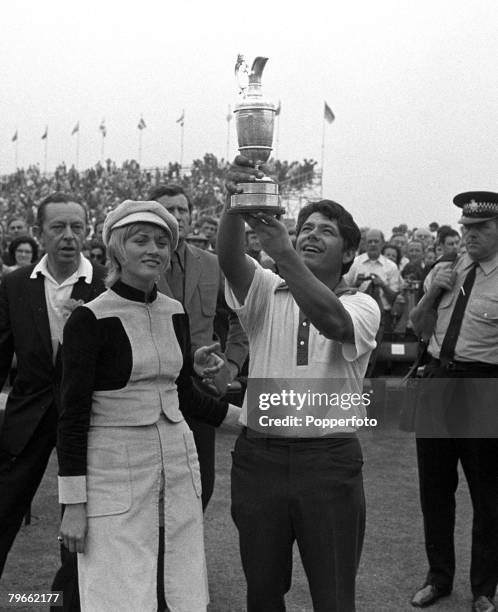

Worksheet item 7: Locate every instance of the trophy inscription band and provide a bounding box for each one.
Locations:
[230,182,280,213]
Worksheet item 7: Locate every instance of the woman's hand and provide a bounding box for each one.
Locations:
[193,342,224,382]
[59,503,88,553]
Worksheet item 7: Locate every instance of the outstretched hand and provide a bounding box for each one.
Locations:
[193,342,224,382]
[243,212,293,262]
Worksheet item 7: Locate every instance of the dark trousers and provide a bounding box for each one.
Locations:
[185,417,215,511]
[231,431,365,612]
[415,360,498,598]
[416,437,498,597]
[0,406,80,611]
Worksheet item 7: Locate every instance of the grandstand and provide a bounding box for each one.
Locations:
[0,155,320,225]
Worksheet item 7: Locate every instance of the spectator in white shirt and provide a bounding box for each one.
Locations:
[344,229,400,314]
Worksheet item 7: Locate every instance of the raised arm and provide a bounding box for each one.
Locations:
[217,157,261,304]
[249,213,356,343]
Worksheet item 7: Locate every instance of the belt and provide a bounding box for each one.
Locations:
[241,427,356,444]
[431,357,497,373]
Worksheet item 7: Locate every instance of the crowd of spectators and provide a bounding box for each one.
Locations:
[0,158,465,372]
[0,154,318,231]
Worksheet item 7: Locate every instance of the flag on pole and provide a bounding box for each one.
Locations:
[71,121,79,135]
[41,126,48,140]
[226,106,232,122]
[99,119,106,137]
[324,101,335,124]
[176,110,185,127]
[138,117,146,130]
[275,100,281,116]
[12,130,18,142]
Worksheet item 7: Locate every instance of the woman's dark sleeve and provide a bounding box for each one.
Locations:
[57,306,99,477]
[173,313,229,426]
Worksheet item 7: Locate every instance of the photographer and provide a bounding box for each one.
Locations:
[343,229,400,313]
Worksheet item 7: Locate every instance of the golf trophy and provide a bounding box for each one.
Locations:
[228,55,285,215]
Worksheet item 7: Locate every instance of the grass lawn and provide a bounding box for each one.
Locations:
[1,408,475,611]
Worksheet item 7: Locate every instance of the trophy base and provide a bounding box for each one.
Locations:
[228,182,286,216]
[227,204,286,215]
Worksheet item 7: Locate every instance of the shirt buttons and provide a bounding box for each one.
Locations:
[299,340,305,346]
[302,321,307,327]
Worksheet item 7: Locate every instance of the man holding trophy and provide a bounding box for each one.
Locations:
[218,56,380,611]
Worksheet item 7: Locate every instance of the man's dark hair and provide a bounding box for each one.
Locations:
[149,184,193,214]
[36,192,88,227]
[296,200,361,274]
[8,235,39,264]
[437,226,459,245]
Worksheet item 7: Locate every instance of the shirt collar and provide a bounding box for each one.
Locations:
[357,252,382,264]
[467,251,498,276]
[111,279,158,303]
[30,254,93,284]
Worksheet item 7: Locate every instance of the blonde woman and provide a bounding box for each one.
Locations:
[57,200,239,611]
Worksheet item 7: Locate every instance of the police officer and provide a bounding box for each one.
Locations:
[410,192,498,612]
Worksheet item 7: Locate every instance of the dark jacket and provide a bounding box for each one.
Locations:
[0,262,106,457]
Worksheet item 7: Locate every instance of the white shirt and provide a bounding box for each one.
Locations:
[30,255,93,361]
[343,253,401,310]
[226,263,380,434]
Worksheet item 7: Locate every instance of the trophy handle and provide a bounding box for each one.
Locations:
[250,57,268,85]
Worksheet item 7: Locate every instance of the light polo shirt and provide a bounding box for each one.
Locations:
[343,252,401,311]
[30,255,93,361]
[424,253,498,364]
[225,262,380,433]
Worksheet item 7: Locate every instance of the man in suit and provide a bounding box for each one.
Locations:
[0,192,106,611]
[150,184,248,510]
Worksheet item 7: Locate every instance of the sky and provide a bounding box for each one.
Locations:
[1,0,497,232]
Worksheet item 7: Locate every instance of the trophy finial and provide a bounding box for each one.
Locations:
[235,54,250,94]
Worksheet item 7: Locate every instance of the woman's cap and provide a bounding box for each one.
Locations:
[102,200,179,248]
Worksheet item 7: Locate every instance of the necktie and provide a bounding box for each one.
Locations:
[439,262,478,365]
[167,252,184,303]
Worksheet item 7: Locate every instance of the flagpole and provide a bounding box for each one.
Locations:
[180,122,184,169]
[101,134,105,165]
[320,115,326,198]
[75,131,80,170]
[138,129,143,165]
[44,137,48,175]
[14,139,18,170]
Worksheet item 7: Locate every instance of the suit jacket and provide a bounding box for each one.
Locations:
[0,262,106,457]
[157,243,247,372]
